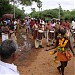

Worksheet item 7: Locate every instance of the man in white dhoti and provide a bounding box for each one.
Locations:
[1,21,9,42]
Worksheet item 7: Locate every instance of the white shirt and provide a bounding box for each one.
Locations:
[52,23,56,27]
[14,21,17,25]
[0,61,19,75]
[72,21,75,29]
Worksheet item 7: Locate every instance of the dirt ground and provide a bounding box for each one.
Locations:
[14,29,75,75]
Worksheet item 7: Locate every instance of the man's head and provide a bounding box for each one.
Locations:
[60,19,63,23]
[59,28,66,36]
[0,40,18,62]
[65,18,69,22]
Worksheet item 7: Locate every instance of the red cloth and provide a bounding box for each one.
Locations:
[65,22,70,29]
[33,30,38,39]
[30,20,35,28]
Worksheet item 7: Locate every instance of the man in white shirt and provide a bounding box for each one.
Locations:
[72,19,75,48]
[72,19,75,29]
[0,39,20,75]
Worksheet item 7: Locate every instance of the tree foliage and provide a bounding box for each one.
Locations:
[10,6,26,19]
[0,2,26,18]
[63,10,75,21]
[0,0,40,18]
[0,2,12,17]
[30,8,75,22]
[30,9,60,19]
[10,0,40,6]
[0,0,75,21]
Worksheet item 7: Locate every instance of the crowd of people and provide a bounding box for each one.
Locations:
[0,17,75,75]
[0,17,74,45]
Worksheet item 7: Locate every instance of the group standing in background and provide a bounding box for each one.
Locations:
[0,17,75,47]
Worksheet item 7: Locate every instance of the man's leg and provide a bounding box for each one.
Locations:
[60,61,68,75]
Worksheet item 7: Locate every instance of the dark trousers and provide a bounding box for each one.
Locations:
[55,31,58,40]
[57,61,68,75]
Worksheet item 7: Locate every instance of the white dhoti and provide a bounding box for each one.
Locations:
[35,39,39,48]
[2,33,8,42]
[35,30,43,48]
[46,30,49,45]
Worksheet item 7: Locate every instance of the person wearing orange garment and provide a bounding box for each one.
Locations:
[50,28,75,75]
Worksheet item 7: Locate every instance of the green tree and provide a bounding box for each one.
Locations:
[30,8,64,19]
[10,0,40,5]
[0,2,12,17]
[10,6,26,19]
[0,0,40,18]
[63,10,75,22]
[0,0,40,6]
[37,1,42,11]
